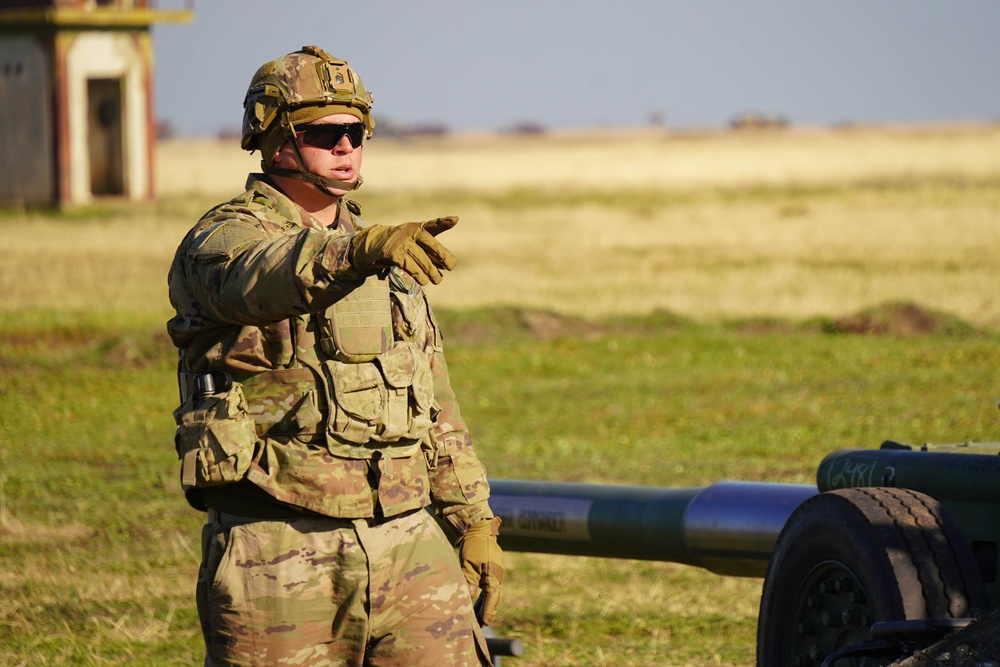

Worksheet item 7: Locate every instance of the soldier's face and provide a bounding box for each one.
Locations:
[274,113,364,195]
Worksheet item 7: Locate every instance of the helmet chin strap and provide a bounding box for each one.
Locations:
[265,163,363,194]
[262,114,363,194]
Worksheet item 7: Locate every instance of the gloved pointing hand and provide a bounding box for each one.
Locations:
[458,517,504,626]
[349,216,458,286]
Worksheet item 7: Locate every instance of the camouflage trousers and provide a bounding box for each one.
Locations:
[197,508,491,667]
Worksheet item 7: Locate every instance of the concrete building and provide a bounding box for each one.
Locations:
[0,0,192,207]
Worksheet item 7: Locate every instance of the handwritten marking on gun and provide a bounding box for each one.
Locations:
[826,457,878,489]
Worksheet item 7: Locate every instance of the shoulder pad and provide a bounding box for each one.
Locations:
[230,189,256,206]
[190,215,265,260]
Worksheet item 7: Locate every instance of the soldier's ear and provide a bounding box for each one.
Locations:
[269,140,292,168]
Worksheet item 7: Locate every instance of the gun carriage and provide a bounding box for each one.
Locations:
[490,441,1000,666]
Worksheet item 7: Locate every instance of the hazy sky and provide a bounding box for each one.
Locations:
[152,1,1000,137]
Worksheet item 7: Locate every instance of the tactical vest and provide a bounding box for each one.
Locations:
[172,190,439,491]
[174,271,436,490]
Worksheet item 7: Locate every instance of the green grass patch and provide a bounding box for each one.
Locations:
[2,310,999,665]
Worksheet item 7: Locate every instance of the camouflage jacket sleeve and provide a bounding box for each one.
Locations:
[177,206,367,326]
[425,311,494,535]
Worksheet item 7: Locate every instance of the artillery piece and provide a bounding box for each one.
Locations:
[490,440,1000,666]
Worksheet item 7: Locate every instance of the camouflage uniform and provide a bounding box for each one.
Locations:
[167,175,493,666]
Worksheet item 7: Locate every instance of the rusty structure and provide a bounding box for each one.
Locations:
[0,0,192,207]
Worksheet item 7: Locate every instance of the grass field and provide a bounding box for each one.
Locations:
[2,124,1000,666]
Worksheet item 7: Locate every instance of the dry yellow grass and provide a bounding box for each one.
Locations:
[3,124,999,328]
[431,185,1000,327]
[156,124,1000,196]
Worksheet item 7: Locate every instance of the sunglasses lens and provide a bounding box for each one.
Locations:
[346,124,365,147]
[299,123,365,149]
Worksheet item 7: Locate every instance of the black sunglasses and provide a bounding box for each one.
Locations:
[296,122,366,150]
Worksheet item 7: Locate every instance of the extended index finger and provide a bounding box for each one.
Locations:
[421,216,459,237]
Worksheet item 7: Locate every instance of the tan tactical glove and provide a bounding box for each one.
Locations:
[458,517,504,626]
[349,216,458,286]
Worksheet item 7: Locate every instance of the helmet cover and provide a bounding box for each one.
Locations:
[241,45,374,165]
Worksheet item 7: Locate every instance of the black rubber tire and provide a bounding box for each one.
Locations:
[756,488,988,667]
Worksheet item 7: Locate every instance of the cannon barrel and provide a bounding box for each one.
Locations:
[489,479,817,577]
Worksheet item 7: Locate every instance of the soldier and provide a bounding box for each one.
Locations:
[166,46,502,667]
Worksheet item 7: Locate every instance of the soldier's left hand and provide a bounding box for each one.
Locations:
[458,517,503,625]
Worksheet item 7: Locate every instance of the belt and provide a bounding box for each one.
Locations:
[208,508,267,524]
[206,508,316,524]
[206,507,415,526]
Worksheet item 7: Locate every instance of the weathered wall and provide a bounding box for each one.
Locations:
[0,35,53,205]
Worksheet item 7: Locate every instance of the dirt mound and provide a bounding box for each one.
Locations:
[437,303,978,346]
[438,308,612,346]
[519,310,606,340]
[826,302,976,336]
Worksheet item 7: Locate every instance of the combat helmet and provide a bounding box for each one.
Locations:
[241,45,374,192]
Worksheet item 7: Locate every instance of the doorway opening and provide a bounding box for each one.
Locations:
[87,78,125,196]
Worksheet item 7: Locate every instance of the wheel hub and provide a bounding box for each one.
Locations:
[789,561,879,666]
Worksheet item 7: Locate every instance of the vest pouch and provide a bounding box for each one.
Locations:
[325,360,386,444]
[318,275,392,363]
[173,382,257,489]
[241,368,323,437]
[375,342,435,442]
[323,342,436,448]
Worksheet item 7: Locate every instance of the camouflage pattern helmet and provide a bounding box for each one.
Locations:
[241,45,375,164]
